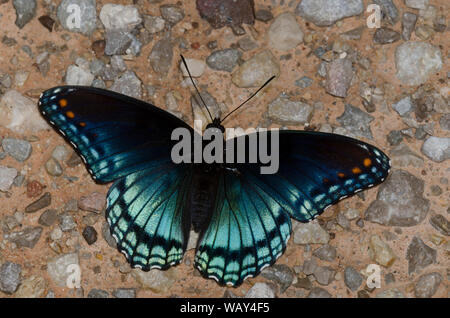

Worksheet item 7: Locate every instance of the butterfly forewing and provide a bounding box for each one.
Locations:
[233,130,391,222]
[38,86,193,183]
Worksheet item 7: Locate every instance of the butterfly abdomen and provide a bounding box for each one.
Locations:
[187,165,221,233]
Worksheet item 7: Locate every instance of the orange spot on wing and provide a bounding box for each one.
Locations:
[337,172,345,178]
[59,99,68,107]
[363,158,372,167]
[352,167,362,174]
[79,122,86,127]
[66,111,75,118]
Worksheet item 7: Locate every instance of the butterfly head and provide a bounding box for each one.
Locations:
[206,118,225,133]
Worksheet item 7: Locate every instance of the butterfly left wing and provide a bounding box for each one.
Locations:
[194,169,292,286]
[39,86,196,270]
[107,160,192,270]
[38,86,193,183]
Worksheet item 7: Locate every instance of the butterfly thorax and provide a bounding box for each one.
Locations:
[205,118,225,133]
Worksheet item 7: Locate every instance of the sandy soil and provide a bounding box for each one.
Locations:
[0,0,448,298]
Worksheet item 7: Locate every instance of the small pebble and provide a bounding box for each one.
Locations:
[255,9,273,22]
[26,180,44,198]
[38,15,55,32]
[429,214,449,236]
[312,244,337,261]
[25,192,51,213]
[295,76,313,89]
[50,227,63,241]
[160,5,185,25]
[52,145,70,162]
[79,192,106,213]
[6,226,43,248]
[307,287,331,298]
[325,58,353,98]
[59,213,77,232]
[0,166,18,192]
[421,137,449,163]
[2,138,32,162]
[113,288,136,298]
[91,40,106,57]
[232,50,280,88]
[373,27,400,44]
[245,282,275,298]
[87,289,109,298]
[82,226,98,245]
[143,15,165,34]
[344,266,363,291]
[237,36,258,51]
[38,209,58,227]
[13,0,36,29]
[206,49,241,73]
[402,13,418,40]
[45,158,63,177]
[414,272,442,298]
[0,262,22,294]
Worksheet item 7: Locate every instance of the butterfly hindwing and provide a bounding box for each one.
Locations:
[106,160,192,270]
[38,86,192,183]
[194,169,292,286]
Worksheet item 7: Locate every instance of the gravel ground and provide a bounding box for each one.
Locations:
[0,0,448,298]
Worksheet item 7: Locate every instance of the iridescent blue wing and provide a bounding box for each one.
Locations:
[39,86,195,270]
[38,86,193,183]
[106,160,192,270]
[235,130,391,222]
[194,169,292,286]
[194,130,390,286]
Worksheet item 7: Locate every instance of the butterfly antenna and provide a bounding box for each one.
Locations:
[220,75,276,124]
[180,55,214,122]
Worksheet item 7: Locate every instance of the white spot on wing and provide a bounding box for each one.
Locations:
[121,250,129,260]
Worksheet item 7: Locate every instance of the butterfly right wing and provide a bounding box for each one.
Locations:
[225,130,391,222]
[194,130,390,286]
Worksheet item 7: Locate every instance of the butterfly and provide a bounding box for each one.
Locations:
[38,60,390,287]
